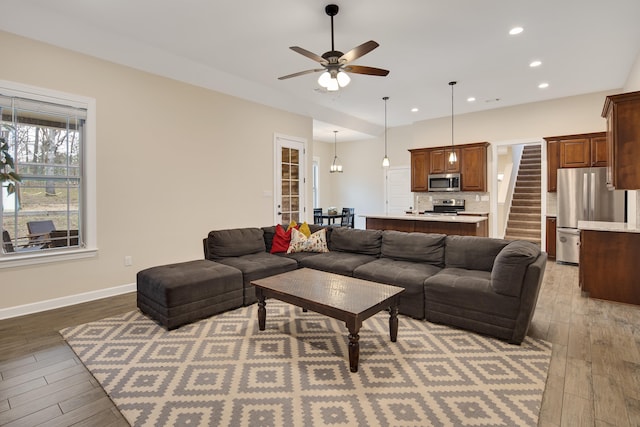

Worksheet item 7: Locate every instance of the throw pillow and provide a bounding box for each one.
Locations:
[270,224,293,253]
[286,220,297,232]
[298,221,311,238]
[287,228,329,254]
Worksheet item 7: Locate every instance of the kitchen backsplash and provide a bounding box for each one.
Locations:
[413,192,490,213]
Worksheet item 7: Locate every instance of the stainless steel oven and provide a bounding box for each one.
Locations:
[428,173,461,192]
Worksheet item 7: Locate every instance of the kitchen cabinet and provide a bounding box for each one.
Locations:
[460,142,489,192]
[545,132,606,192]
[409,142,488,192]
[602,90,640,190]
[579,229,640,305]
[546,140,560,192]
[545,216,556,260]
[429,148,461,174]
[365,215,488,237]
[409,149,429,192]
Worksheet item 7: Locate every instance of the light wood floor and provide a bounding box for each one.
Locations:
[1,262,639,426]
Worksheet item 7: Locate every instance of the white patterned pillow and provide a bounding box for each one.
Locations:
[287,228,329,253]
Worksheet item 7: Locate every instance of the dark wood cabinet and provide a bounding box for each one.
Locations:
[559,137,591,168]
[580,229,640,305]
[409,149,429,192]
[460,142,489,192]
[545,132,606,192]
[545,216,556,260]
[366,217,488,237]
[602,91,640,190]
[409,142,487,192]
[546,140,560,192]
[429,148,460,174]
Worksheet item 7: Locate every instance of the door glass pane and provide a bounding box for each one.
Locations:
[280,146,301,224]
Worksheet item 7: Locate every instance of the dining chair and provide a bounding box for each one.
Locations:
[313,208,323,225]
[340,208,355,228]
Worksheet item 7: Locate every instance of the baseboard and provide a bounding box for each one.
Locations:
[0,283,136,320]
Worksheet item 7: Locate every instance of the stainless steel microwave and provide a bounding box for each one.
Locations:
[428,173,461,192]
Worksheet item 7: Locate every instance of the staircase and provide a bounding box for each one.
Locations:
[504,145,542,245]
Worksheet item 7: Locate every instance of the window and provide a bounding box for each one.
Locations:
[1,81,96,266]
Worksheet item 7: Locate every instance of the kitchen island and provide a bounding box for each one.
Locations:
[578,220,640,306]
[362,214,488,237]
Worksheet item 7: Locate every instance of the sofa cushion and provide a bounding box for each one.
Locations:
[329,227,382,256]
[270,224,293,254]
[445,235,509,272]
[491,240,541,297]
[354,258,442,319]
[299,252,377,276]
[287,228,329,253]
[381,230,445,265]
[208,228,265,259]
[424,268,520,319]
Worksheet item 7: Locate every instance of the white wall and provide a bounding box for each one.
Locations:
[0,31,312,311]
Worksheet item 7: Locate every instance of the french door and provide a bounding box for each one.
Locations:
[274,135,306,225]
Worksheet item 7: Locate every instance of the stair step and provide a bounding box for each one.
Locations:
[507,220,541,230]
[509,214,542,222]
[504,227,541,238]
[511,206,541,214]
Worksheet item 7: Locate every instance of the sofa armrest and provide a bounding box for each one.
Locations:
[490,240,541,297]
[509,252,548,344]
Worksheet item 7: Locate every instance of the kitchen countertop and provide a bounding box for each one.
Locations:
[577,220,640,234]
[361,214,488,224]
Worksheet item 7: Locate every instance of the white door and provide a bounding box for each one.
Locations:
[385,166,412,215]
[274,134,306,225]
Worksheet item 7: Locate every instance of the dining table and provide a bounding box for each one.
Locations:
[318,211,345,225]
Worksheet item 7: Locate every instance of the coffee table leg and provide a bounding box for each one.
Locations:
[257,290,266,331]
[348,329,360,373]
[389,305,399,342]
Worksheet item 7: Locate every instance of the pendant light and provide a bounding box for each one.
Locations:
[382,96,390,167]
[329,130,343,173]
[448,81,458,164]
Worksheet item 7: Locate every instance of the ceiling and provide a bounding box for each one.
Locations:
[2,0,640,142]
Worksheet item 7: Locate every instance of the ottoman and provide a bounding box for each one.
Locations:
[137,260,243,330]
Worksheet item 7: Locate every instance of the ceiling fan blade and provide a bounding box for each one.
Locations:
[278,69,325,80]
[343,65,389,76]
[339,40,379,63]
[290,46,328,64]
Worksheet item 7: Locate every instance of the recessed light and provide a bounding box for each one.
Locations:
[529,60,542,67]
[509,26,524,35]
[411,107,419,112]
[538,82,549,89]
[467,97,476,102]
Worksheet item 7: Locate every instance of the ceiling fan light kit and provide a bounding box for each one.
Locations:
[279,4,389,91]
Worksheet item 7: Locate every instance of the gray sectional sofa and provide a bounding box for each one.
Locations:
[197,224,547,344]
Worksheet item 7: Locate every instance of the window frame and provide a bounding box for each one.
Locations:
[0,80,97,268]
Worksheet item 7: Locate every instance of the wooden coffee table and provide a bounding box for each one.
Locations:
[251,268,405,372]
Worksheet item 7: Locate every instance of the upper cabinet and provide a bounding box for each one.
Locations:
[429,148,461,174]
[602,91,640,190]
[409,142,488,192]
[460,142,489,192]
[545,132,607,192]
[409,149,429,192]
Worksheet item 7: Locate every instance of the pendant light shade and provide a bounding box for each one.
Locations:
[329,130,343,173]
[382,96,390,167]
[448,81,457,164]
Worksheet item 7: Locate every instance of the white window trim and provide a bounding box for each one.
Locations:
[0,80,97,268]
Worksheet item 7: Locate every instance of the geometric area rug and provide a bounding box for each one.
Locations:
[60,300,552,426]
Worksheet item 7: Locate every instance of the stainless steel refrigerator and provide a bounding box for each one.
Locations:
[556,167,625,264]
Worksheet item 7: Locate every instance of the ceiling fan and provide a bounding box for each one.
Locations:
[278,4,389,91]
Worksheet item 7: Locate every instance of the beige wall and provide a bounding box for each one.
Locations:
[0,31,312,310]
